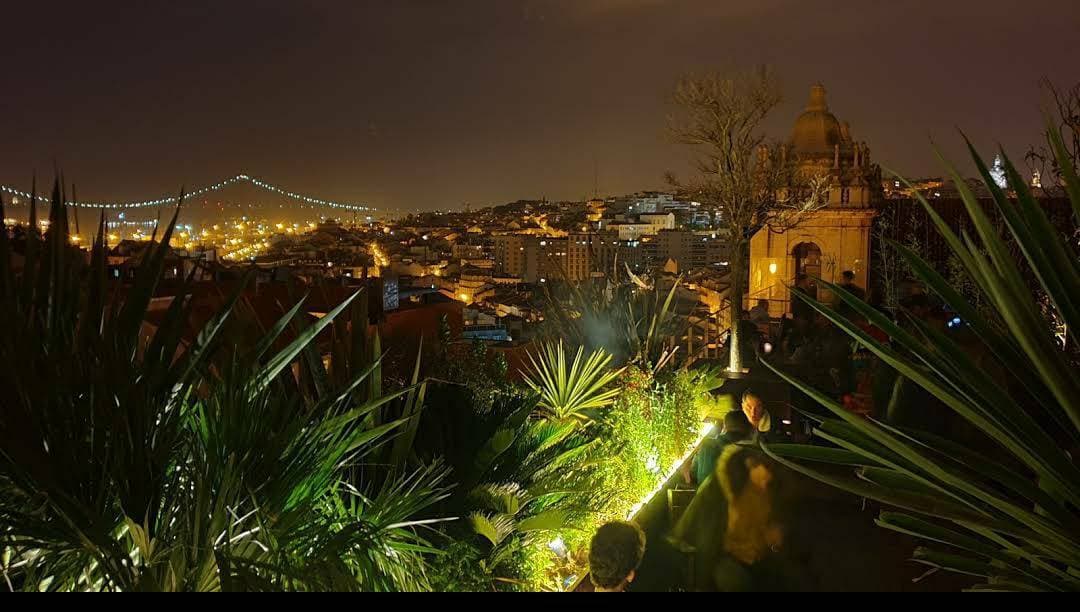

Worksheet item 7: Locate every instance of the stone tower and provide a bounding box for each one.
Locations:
[748,84,881,315]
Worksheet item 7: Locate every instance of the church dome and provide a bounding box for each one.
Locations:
[791,84,843,157]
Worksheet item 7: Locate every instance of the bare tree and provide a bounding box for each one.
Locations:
[1026,79,1080,352]
[667,67,826,373]
[1026,78,1079,195]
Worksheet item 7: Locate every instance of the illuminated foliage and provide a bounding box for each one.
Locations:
[594,367,705,522]
[523,341,623,423]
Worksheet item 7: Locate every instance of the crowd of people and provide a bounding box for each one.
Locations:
[589,393,791,592]
[672,393,793,591]
[738,270,967,425]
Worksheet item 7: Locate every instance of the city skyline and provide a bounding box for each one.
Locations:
[3,2,1080,595]
[3,0,1078,212]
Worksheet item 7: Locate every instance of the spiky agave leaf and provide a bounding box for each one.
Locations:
[762,135,1080,591]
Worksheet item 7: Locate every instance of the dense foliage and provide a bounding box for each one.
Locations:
[415,291,710,590]
[0,189,450,591]
[595,367,706,520]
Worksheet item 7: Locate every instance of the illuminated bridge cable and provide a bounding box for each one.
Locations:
[0,174,375,212]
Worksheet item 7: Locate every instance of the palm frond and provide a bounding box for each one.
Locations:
[522,341,622,423]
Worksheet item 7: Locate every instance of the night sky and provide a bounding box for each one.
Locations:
[3,1,1078,213]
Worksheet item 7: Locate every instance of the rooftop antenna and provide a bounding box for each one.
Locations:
[593,155,599,199]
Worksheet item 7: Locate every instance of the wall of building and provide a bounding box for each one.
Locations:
[748,210,875,316]
[614,223,655,241]
[639,212,676,231]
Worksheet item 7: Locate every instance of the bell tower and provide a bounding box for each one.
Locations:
[748,84,881,315]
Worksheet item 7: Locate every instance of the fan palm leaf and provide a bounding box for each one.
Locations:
[522,341,622,423]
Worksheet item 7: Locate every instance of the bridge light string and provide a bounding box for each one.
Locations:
[0,174,375,212]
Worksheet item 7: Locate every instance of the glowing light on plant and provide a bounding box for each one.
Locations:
[547,536,568,559]
[625,423,715,520]
[645,452,661,475]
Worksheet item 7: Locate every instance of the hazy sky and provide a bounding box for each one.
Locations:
[3,0,1078,212]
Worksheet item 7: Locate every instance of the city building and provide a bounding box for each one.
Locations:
[586,198,607,222]
[492,234,563,283]
[493,234,544,282]
[451,243,489,262]
[608,222,657,241]
[535,238,568,283]
[653,229,728,273]
[566,231,618,281]
[494,231,620,283]
[451,266,495,304]
[638,212,676,232]
[624,192,675,214]
[748,84,880,316]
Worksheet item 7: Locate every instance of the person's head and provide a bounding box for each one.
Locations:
[725,449,773,496]
[756,299,769,309]
[747,453,774,491]
[741,392,765,426]
[795,273,809,288]
[722,409,753,443]
[842,270,855,283]
[589,521,646,592]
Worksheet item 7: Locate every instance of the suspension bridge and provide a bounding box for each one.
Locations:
[0,174,375,212]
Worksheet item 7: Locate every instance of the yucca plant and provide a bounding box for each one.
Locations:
[542,273,685,372]
[0,185,449,591]
[523,341,623,424]
[761,127,1080,592]
[624,273,686,372]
